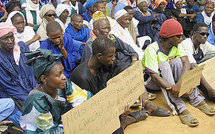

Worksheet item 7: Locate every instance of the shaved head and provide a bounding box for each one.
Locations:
[46,20,62,34]
[71,14,82,21]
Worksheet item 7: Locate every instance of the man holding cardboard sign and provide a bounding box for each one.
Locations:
[71,36,170,133]
[142,19,215,127]
[180,22,215,101]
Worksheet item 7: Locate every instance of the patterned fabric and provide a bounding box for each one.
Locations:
[20,79,92,133]
[92,11,106,22]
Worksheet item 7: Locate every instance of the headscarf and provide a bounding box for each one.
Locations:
[6,11,26,26]
[6,11,40,51]
[37,4,56,41]
[159,18,183,38]
[39,4,56,19]
[154,0,167,9]
[25,49,63,82]
[115,9,128,20]
[0,22,20,65]
[25,0,41,25]
[85,0,100,9]
[92,11,106,23]
[56,4,71,17]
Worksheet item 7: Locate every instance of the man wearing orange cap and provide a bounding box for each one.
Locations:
[142,19,215,127]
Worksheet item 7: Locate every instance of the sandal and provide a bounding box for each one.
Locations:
[148,93,157,101]
[120,110,148,129]
[179,113,199,127]
[197,103,215,115]
[149,107,170,117]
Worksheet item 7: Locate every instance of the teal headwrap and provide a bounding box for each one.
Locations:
[25,49,63,83]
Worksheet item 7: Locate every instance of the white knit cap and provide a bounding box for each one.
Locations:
[115,9,129,20]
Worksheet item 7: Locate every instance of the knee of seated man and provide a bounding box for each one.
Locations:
[169,58,183,67]
[158,61,171,72]
[1,98,15,109]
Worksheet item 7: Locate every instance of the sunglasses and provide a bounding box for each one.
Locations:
[174,34,183,38]
[45,14,56,17]
[195,31,209,36]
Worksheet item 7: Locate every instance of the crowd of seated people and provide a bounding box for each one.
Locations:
[1,0,215,133]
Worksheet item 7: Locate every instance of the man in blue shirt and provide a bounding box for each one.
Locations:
[41,21,82,78]
[0,22,36,127]
[183,0,199,12]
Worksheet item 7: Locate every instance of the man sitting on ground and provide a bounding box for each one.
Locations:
[142,19,215,127]
[180,22,215,102]
[40,21,81,78]
[0,23,36,127]
[65,14,91,53]
[81,11,139,66]
[71,36,170,133]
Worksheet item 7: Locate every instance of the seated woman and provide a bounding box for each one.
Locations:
[20,49,92,133]
[22,0,42,32]
[55,4,71,32]
[152,0,167,42]
[196,2,214,28]
[37,4,56,42]
[6,11,40,51]
[110,9,144,59]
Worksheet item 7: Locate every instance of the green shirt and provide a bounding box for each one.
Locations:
[22,6,41,32]
[142,41,186,74]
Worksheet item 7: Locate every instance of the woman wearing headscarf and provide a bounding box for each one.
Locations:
[6,11,40,51]
[55,3,71,32]
[153,0,167,12]
[37,4,56,41]
[196,2,215,28]
[152,0,167,41]
[22,0,42,32]
[20,49,92,133]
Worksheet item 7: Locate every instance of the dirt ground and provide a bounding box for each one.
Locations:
[124,92,215,134]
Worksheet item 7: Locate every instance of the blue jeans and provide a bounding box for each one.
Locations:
[0,98,22,128]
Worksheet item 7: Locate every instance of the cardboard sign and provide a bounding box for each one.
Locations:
[199,57,215,89]
[62,61,146,134]
[179,65,204,97]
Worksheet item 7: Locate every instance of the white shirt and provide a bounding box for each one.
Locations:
[180,38,215,63]
[110,22,144,59]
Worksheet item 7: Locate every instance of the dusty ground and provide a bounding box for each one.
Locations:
[124,92,215,134]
